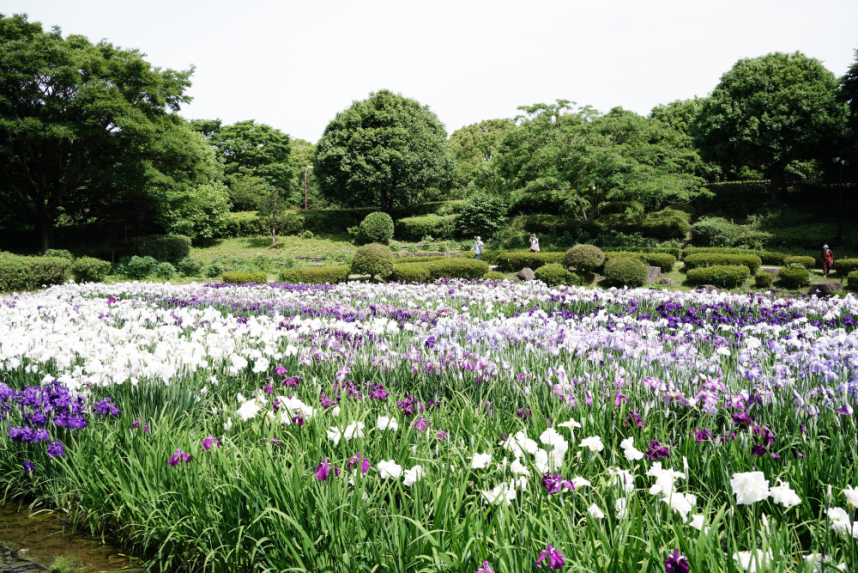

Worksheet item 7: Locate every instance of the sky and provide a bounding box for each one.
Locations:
[3,0,857,143]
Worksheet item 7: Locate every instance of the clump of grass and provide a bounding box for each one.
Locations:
[50,555,73,573]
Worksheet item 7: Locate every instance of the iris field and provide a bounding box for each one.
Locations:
[1,280,857,572]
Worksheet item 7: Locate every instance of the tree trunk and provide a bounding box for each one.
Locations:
[381,187,389,213]
[36,208,53,254]
[271,213,277,247]
[769,168,781,204]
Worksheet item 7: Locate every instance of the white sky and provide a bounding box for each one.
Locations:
[4,0,857,143]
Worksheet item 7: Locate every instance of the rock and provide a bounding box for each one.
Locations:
[659,278,676,286]
[807,282,843,297]
[763,287,795,300]
[760,267,779,277]
[646,266,661,284]
[516,267,535,281]
[695,284,722,294]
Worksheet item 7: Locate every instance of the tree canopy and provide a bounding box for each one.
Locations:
[839,48,858,157]
[314,90,455,212]
[449,119,517,190]
[691,51,848,202]
[206,120,296,195]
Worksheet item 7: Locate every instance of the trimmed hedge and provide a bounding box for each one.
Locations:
[847,271,858,291]
[390,259,489,282]
[0,253,72,292]
[754,272,775,288]
[223,271,268,284]
[783,256,816,268]
[683,253,762,274]
[125,256,158,279]
[563,245,605,274]
[461,250,502,265]
[127,234,191,263]
[44,249,74,261]
[685,265,750,289]
[389,263,432,283]
[495,251,565,272]
[351,244,394,279]
[395,214,460,241]
[393,256,450,265]
[603,251,647,267]
[604,257,648,288]
[603,251,676,273]
[604,246,682,260]
[508,191,573,217]
[278,266,351,284]
[514,214,600,236]
[72,257,111,283]
[834,259,858,276]
[534,263,583,287]
[354,212,395,245]
[777,267,811,289]
[483,271,506,280]
[681,247,786,266]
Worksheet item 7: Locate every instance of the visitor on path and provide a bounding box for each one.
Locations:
[530,234,540,253]
[821,244,834,277]
[474,236,484,260]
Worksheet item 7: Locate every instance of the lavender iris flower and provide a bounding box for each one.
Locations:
[665,549,689,573]
[542,473,575,495]
[536,544,565,570]
[168,448,191,466]
[474,562,495,573]
[413,417,430,432]
[46,441,65,458]
[315,458,340,481]
[645,440,670,460]
[22,461,35,472]
[437,431,448,441]
[751,444,768,457]
[202,435,220,451]
[347,452,371,475]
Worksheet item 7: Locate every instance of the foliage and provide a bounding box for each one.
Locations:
[457,194,507,238]
[44,249,74,261]
[351,244,394,279]
[754,272,775,288]
[154,262,177,280]
[685,265,750,288]
[127,235,192,264]
[604,246,682,259]
[777,267,812,289]
[642,253,676,273]
[563,245,605,274]
[682,246,786,266]
[177,257,204,277]
[839,48,858,155]
[482,271,506,280]
[0,253,71,291]
[534,263,583,287]
[124,256,159,280]
[603,257,648,287]
[684,253,762,274]
[834,259,858,276]
[389,259,489,282]
[204,261,225,279]
[71,257,111,283]
[278,265,351,284]
[222,271,268,284]
[395,215,459,242]
[355,212,395,245]
[494,251,565,272]
[290,139,327,209]
[507,190,573,217]
[448,119,517,189]
[783,256,816,269]
[691,52,848,201]
[598,201,644,216]
[302,231,314,239]
[314,90,455,211]
[460,250,502,265]
[596,209,690,240]
[847,270,858,291]
[511,215,599,237]
[388,262,432,283]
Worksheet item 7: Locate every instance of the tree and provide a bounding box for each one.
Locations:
[839,48,858,156]
[314,90,455,211]
[691,52,848,202]
[449,119,516,189]
[457,193,507,238]
[0,13,203,253]
[291,138,330,209]
[229,174,292,247]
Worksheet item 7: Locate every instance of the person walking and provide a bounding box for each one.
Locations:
[821,244,834,277]
[529,234,540,253]
[474,236,484,260]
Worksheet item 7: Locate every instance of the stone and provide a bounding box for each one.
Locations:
[659,278,676,286]
[807,282,843,297]
[516,267,535,281]
[763,287,794,300]
[760,267,779,277]
[695,284,722,294]
[646,265,661,284]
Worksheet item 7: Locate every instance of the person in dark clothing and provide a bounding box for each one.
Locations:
[821,244,834,277]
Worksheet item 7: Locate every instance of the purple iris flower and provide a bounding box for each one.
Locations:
[625,410,644,427]
[347,452,371,475]
[645,440,670,460]
[263,385,274,395]
[202,435,220,451]
[836,404,853,416]
[291,414,305,426]
[22,461,35,472]
[93,398,120,416]
[413,417,430,432]
[264,438,281,445]
[792,448,804,458]
[437,431,448,441]
[517,408,532,420]
[8,426,34,444]
[275,363,287,376]
[799,424,807,435]
[693,429,712,443]
[46,441,65,458]
[665,549,689,573]
[542,473,575,495]
[751,444,768,457]
[130,418,149,432]
[475,562,495,573]
[752,425,775,447]
[613,391,629,407]
[769,452,781,461]
[536,544,565,570]
[314,459,340,481]
[168,448,191,466]
[732,412,754,429]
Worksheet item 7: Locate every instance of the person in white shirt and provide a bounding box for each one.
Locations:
[530,234,540,253]
[474,236,484,260]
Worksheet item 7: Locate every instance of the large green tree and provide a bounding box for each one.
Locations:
[206,120,295,195]
[314,90,455,211]
[0,13,209,252]
[691,51,848,202]
[449,119,516,189]
[290,138,331,210]
[839,48,858,156]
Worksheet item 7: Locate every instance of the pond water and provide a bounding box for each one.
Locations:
[0,502,146,572]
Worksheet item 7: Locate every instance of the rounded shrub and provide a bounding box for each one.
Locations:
[177,257,204,277]
[351,243,394,279]
[778,267,811,289]
[72,257,111,283]
[302,230,314,239]
[125,256,158,279]
[278,266,350,284]
[783,256,815,268]
[154,262,176,280]
[847,270,858,291]
[834,259,858,276]
[564,245,605,274]
[482,271,506,281]
[223,271,267,284]
[356,212,395,245]
[754,271,775,288]
[44,249,74,261]
[127,234,191,263]
[534,263,582,287]
[205,261,225,279]
[604,257,648,288]
[684,253,762,274]
[685,265,750,289]
[644,253,677,273]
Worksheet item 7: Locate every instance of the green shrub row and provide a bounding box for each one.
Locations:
[72,257,111,282]
[602,251,676,273]
[604,257,648,288]
[598,201,644,215]
[127,234,191,263]
[460,250,502,265]
[681,247,786,266]
[534,263,583,287]
[482,271,506,281]
[494,251,565,272]
[783,256,816,268]
[507,191,573,217]
[223,271,268,284]
[0,253,71,292]
[394,214,460,241]
[389,259,489,283]
[603,246,682,259]
[278,265,351,284]
[834,259,858,275]
[754,272,775,288]
[393,256,451,265]
[847,270,858,291]
[683,253,762,274]
[685,265,750,289]
[778,267,811,289]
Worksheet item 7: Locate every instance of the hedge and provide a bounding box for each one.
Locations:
[44,249,74,261]
[596,209,690,240]
[390,259,489,282]
[683,253,762,275]
[604,246,682,260]
[847,271,858,291]
[72,257,111,283]
[127,234,191,263]
[494,251,565,272]
[393,256,451,265]
[685,265,750,289]
[508,191,573,217]
[777,267,811,290]
[483,271,506,281]
[834,259,858,276]
[602,251,676,273]
[395,214,460,241]
[681,247,786,266]
[223,271,268,284]
[564,245,605,274]
[278,265,351,284]
[604,257,648,288]
[389,263,432,283]
[461,250,502,265]
[513,214,600,236]
[534,263,583,287]
[783,256,816,268]
[754,272,775,288]
[0,253,72,292]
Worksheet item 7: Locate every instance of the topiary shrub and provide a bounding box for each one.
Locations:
[177,257,205,277]
[154,262,177,279]
[205,261,225,279]
[125,256,159,279]
[222,271,268,284]
[777,267,811,289]
[278,265,350,284]
[351,243,394,279]
[389,263,433,283]
[0,253,72,291]
[604,257,648,288]
[834,259,858,276]
[44,249,74,261]
[681,247,785,266]
[683,253,762,274]
[355,212,395,245]
[847,270,858,291]
[685,265,750,289]
[564,245,605,274]
[754,272,775,288]
[483,271,506,281]
[643,253,676,273]
[302,230,314,239]
[127,234,191,263]
[535,263,583,287]
[783,256,815,269]
[72,257,111,283]
[395,214,459,241]
[597,201,644,216]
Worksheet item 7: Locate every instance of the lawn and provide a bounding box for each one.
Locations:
[190,234,357,262]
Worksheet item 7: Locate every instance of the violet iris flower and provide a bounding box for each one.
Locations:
[665,549,689,573]
[732,412,754,429]
[315,458,340,481]
[751,444,768,457]
[645,440,670,460]
[437,431,448,441]
[693,429,712,443]
[542,473,575,495]
[752,425,775,447]
[347,452,371,475]
[22,461,35,473]
[475,562,495,573]
[46,441,65,458]
[517,408,532,420]
[130,418,149,432]
[275,363,287,376]
[168,448,191,466]
[202,435,220,451]
[413,417,430,432]
[536,544,565,570]
[626,410,644,427]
